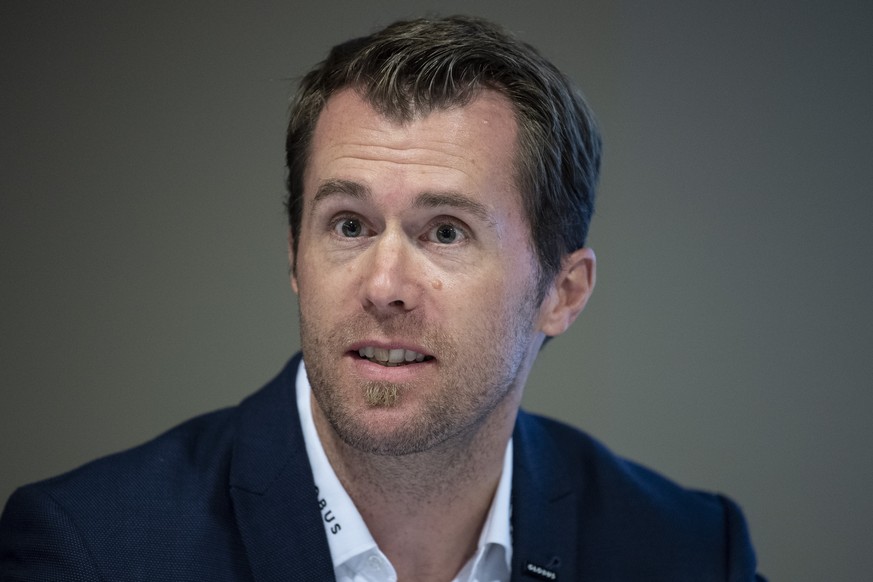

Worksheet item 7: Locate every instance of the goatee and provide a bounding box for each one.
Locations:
[365,382,400,407]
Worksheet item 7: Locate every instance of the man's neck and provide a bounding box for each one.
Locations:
[311,392,519,581]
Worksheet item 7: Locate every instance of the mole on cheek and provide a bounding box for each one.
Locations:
[431,279,443,290]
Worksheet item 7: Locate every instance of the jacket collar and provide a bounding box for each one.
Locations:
[228,354,335,582]
[510,410,579,582]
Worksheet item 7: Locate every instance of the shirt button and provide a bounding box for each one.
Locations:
[368,554,382,571]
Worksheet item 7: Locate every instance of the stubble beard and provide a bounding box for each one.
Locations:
[299,294,538,457]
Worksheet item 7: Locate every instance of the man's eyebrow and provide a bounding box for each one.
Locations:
[414,191,495,227]
[311,180,496,227]
[311,179,371,213]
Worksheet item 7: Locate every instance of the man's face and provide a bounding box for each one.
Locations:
[292,88,550,455]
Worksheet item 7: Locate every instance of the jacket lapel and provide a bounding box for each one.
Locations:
[229,355,336,582]
[510,411,579,582]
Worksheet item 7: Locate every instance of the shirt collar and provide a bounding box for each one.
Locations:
[478,437,513,571]
[297,361,379,567]
[296,359,513,575]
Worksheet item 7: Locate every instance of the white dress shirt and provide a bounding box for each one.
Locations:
[296,361,513,582]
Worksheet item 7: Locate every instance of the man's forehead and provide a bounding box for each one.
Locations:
[305,89,519,183]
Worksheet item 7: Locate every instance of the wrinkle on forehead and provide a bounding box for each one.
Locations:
[323,144,473,171]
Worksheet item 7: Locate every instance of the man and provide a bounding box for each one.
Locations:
[1,15,764,581]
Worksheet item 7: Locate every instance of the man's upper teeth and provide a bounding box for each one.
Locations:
[359,347,426,363]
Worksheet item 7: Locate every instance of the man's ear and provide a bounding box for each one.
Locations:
[537,247,596,337]
[287,229,299,294]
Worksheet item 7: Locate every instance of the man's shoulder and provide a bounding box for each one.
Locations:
[517,409,727,513]
[513,410,761,580]
[0,405,247,580]
[10,358,298,502]
[20,405,238,508]
[0,358,305,580]
[12,355,303,505]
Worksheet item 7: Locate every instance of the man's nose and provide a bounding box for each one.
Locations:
[358,230,421,314]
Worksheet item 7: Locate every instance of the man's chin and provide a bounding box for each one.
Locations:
[328,407,454,457]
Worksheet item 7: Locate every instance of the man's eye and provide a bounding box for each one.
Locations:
[428,223,464,244]
[335,218,363,238]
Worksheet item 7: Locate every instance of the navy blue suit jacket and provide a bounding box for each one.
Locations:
[1,355,763,580]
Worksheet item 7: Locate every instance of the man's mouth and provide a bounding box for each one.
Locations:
[357,347,434,367]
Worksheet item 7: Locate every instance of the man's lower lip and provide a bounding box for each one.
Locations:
[357,357,433,367]
[346,353,436,376]
[369,361,415,367]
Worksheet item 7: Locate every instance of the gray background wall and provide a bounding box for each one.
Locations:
[2,1,871,580]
